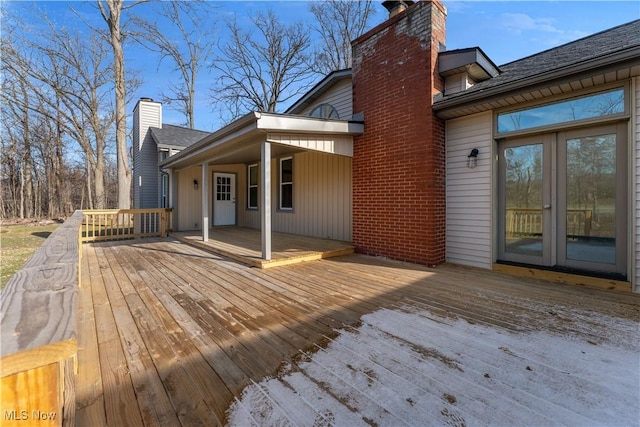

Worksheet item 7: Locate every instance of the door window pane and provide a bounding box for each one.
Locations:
[504,144,544,256]
[566,134,616,264]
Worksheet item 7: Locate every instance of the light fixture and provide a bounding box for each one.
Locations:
[467,148,479,169]
[193,179,198,190]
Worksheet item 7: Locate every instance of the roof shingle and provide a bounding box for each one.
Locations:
[149,124,210,148]
[435,19,640,105]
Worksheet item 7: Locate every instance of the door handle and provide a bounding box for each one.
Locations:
[543,204,551,209]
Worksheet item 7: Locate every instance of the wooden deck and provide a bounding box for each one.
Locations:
[76,238,640,426]
[172,227,354,268]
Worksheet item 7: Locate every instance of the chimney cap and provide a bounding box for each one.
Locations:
[382,0,414,16]
[139,97,154,102]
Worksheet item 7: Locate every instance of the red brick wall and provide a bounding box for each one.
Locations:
[352,0,447,266]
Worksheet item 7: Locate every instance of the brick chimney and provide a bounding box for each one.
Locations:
[351,0,447,266]
[382,1,414,18]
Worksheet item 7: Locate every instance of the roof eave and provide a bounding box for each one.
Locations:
[433,46,640,116]
[160,112,260,169]
[160,112,364,170]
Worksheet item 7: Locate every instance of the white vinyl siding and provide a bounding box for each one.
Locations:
[446,111,493,268]
[634,76,640,291]
[299,79,353,120]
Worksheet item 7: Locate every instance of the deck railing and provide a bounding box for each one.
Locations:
[1,208,173,426]
[1,211,83,427]
[81,208,172,242]
[506,208,592,237]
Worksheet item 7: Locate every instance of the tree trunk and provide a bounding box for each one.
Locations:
[99,0,132,209]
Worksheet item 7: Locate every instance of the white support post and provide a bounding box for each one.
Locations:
[261,142,272,260]
[202,162,209,242]
[169,169,177,231]
[168,170,175,208]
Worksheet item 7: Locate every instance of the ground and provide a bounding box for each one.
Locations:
[0,220,60,288]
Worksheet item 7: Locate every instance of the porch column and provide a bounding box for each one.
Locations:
[169,169,177,230]
[202,162,209,242]
[167,170,174,207]
[261,141,272,260]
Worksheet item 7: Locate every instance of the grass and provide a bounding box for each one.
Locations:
[0,223,60,289]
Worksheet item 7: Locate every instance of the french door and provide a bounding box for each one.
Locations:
[498,123,627,276]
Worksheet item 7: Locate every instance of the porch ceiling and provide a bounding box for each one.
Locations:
[161,111,363,170]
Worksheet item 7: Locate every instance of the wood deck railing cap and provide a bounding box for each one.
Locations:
[1,211,82,367]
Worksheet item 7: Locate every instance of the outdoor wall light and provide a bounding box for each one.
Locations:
[193,179,198,190]
[467,148,479,169]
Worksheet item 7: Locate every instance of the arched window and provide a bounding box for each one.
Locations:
[309,103,340,119]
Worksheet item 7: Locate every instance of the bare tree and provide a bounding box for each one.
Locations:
[97,0,147,209]
[211,9,313,122]
[132,1,216,129]
[309,0,375,75]
[1,25,36,218]
[13,22,114,210]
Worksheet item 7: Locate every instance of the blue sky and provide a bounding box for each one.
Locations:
[4,0,640,131]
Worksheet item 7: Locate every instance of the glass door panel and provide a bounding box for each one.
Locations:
[565,134,616,264]
[498,136,551,266]
[505,144,544,257]
[558,123,627,275]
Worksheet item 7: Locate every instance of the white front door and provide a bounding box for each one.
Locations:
[213,172,236,226]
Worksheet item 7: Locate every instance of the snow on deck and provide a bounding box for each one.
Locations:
[228,306,639,426]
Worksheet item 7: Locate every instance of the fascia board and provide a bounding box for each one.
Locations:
[256,113,364,134]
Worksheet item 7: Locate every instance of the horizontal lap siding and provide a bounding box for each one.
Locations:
[635,77,639,291]
[133,102,162,209]
[446,111,493,269]
[299,79,353,120]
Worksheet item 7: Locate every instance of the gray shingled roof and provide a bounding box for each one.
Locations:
[434,19,640,106]
[149,124,210,148]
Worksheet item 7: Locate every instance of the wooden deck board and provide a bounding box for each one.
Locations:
[77,237,640,425]
[172,227,354,268]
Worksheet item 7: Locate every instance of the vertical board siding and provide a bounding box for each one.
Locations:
[446,111,493,268]
[176,166,203,230]
[299,79,353,120]
[634,77,640,291]
[272,152,352,241]
[175,153,352,241]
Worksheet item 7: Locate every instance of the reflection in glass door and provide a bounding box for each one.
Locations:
[498,136,551,266]
[499,124,627,276]
[565,135,615,263]
[558,124,627,275]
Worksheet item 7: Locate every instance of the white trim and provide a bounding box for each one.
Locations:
[279,156,293,211]
[266,133,353,157]
[247,163,258,210]
[201,162,209,242]
[161,112,363,170]
[257,112,363,134]
[261,142,272,260]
